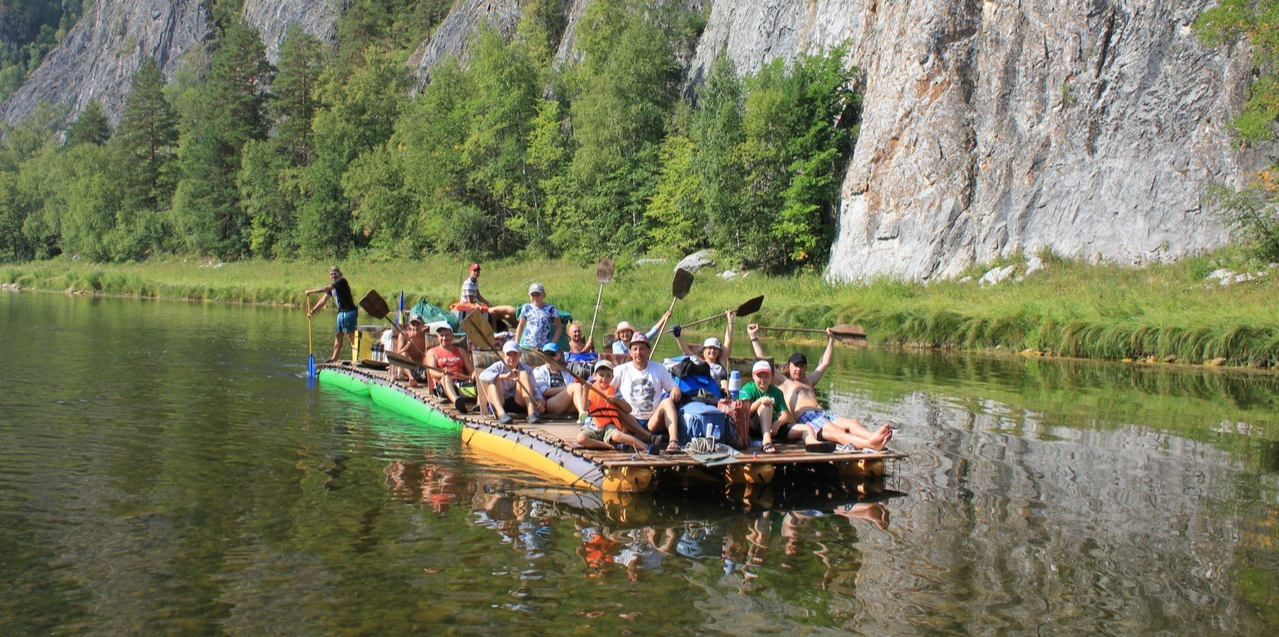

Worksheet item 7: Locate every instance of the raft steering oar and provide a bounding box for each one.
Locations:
[306,293,316,378]
[666,295,764,332]
[650,268,694,351]
[760,324,869,347]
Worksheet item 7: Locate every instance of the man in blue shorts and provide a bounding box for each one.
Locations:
[306,266,358,363]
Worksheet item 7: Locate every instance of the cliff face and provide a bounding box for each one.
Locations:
[3,0,1265,280]
[0,0,210,126]
[242,0,340,63]
[0,0,339,125]
[693,0,1263,281]
[408,0,526,85]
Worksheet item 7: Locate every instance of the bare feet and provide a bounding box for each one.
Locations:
[866,426,893,451]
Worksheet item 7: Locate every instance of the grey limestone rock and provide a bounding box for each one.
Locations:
[676,250,716,272]
[408,0,526,86]
[0,0,211,125]
[0,0,341,126]
[242,0,340,63]
[692,0,1269,282]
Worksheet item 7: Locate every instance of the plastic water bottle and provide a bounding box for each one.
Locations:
[729,370,741,401]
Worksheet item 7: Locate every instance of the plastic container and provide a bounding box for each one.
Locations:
[728,370,741,401]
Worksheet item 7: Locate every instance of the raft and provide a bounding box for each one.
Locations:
[317,361,906,494]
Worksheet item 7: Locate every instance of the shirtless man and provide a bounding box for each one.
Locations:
[746,323,892,450]
[396,315,429,386]
[424,324,474,413]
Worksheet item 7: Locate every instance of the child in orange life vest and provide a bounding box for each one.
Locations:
[574,359,646,452]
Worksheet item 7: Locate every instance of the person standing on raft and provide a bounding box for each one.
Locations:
[305,266,358,363]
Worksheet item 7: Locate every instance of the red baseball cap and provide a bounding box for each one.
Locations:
[470,263,481,271]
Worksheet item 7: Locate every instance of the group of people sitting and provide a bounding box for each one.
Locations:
[388,268,894,455]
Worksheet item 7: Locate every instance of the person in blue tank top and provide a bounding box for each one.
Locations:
[306,266,358,363]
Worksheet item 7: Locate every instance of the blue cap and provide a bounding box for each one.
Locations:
[541,342,559,353]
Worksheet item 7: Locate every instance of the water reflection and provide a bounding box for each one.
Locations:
[4,292,1279,633]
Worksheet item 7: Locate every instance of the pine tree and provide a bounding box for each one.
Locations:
[171,21,272,258]
[272,25,325,167]
[65,99,110,146]
[112,58,179,212]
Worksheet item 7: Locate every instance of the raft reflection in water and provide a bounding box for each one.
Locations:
[386,470,905,588]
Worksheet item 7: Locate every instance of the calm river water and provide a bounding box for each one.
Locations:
[2,291,1277,634]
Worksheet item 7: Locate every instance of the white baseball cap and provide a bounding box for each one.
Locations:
[502,341,520,354]
[752,360,773,375]
[528,282,545,295]
[702,337,722,350]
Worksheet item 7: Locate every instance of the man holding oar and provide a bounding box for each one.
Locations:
[746,323,893,451]
[305,266,358,363]
[478,341,545,424]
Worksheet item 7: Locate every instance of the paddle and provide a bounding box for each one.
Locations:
[358,289,427,358]
[306,297,316,378]
[760,324,868,346]
[461,310,496,351]
[587,258,615,344]
[385,350,446,375]
[666,295,764,332]
[650,268,694,351]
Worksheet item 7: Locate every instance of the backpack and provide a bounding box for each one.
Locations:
[669,357,721,405]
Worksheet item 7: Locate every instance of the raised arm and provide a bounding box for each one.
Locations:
[746,323,767,359]
[673,325,695,357]
[804,329,837,386]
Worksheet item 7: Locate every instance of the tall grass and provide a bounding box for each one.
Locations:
[4,251,1279,368]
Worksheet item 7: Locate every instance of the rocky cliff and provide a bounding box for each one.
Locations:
[692,0,1264,281]
[0,0,209,126]
[0,0,339,125]
[242,0,340,63]
[2,0,1265,281]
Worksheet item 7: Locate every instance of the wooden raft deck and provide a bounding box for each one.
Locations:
[319,362,907,493]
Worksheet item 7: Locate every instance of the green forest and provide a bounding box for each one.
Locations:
[0,0,859,273]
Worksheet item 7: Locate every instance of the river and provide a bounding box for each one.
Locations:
[1,291,1276,634]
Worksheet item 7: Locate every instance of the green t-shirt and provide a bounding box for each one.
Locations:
[739,382,788,414]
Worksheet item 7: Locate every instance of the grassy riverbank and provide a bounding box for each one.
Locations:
[5,251,1279,368]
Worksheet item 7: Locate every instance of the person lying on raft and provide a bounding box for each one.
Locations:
[574,359,647,453]
[532,342,580,416]
[395,315,429,386]
[424,323,475,413]
[459,262,517,330]
[739,360,791,454]
[610,310,673,355]
[478,341,545,424]
[672,309,736,393]
[613,333,680,452]
[746,323,893,451]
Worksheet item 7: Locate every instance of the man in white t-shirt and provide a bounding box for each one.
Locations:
[613,333,682,452]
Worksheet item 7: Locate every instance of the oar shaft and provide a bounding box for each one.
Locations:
[762,326,824,334]
[669,311,726,332]
[650,296,678,350]
[588,282,605,343]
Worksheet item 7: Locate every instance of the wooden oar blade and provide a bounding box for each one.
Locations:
[672,268,694,299]
[736,295,764,317]
[386,351,418,368]
[832,324,868,346]
[358,290,391,319]
[596,258,615,284]
[461,310,496,350]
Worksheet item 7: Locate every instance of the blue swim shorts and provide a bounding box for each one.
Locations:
[336,310,358,333]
